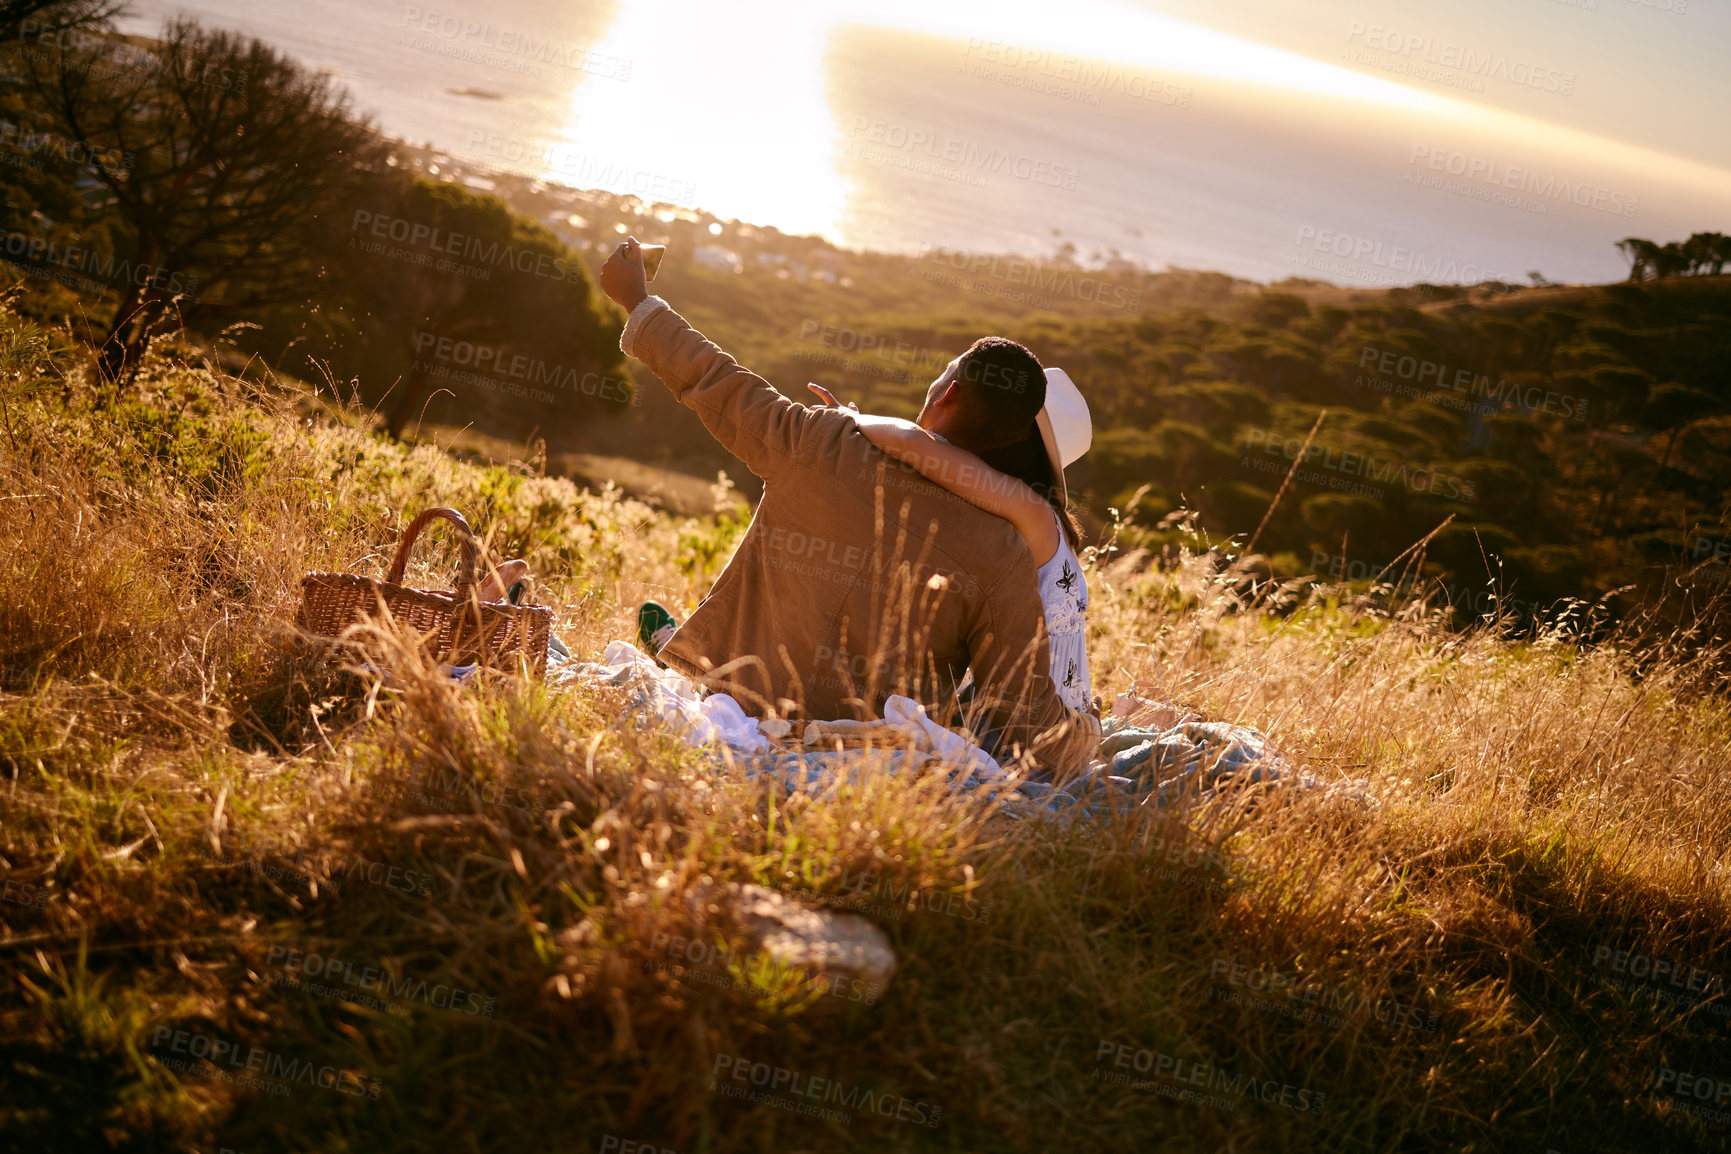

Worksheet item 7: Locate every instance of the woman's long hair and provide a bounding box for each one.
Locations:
[979,424,1083,553]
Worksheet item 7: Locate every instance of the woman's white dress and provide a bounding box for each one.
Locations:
[1035,516,1091,712]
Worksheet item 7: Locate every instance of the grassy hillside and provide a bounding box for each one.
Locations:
[6,308,1731,1153]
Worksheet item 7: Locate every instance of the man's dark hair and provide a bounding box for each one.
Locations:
[946,336,1045,450]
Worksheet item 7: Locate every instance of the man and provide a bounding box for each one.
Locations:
[597,237,1098,777]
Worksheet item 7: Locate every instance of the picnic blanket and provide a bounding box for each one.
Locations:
[553,641,1000,787]
[554,639,772,753]
[553,642,1365,813]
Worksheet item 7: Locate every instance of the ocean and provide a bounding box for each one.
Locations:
[115,0,1727,287]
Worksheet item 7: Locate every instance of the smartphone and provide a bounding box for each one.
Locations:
[640,244,666,281]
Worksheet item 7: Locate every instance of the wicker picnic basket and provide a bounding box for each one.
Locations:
[297,507,552,675]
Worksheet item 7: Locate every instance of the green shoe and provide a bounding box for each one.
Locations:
[637,601,678,656]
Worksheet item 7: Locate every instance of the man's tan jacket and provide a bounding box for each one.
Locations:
[621,296,1099,777]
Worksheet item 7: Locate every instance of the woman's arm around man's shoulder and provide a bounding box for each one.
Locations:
[812,390,1060,566]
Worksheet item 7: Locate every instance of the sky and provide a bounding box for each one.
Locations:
[115,0,1729,285]
[806,0,1729,182]
[1138,0,1730,169]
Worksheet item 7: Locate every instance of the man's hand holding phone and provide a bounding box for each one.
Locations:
[600,235,663,312]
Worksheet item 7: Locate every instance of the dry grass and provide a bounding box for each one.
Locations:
[3,306,1731,1153]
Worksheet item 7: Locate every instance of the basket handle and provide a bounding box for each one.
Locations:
[386,507,480,592]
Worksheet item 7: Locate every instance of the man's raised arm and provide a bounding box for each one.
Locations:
[600,237,815,482]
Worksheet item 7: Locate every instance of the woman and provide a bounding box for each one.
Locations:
[807,365,1096,715]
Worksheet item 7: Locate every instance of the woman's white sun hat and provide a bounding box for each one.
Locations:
[1036,367,1092,505]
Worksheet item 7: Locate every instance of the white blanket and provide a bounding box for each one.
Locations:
[567,641,1001,777]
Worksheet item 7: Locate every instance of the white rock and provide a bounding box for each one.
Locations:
[730,883,897,992]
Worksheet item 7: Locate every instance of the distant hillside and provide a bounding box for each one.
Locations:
[784,275,1731,628]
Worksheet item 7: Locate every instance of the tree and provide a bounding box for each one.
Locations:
[1683,231,1730,276]
[272,171,630,440]
[19,19,383,379]
[1617,237,1660,282]
[0,0,117,43]
[1618,233,1730,281]
[1654,241,1690,279]
[1645,382,1719,471]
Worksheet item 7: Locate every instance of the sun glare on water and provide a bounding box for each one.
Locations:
[554,0,1441,234]
[556,0,1726,238]
[551,0,848,235]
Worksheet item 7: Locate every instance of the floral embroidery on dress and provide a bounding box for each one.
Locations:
[1037,520,1092,713]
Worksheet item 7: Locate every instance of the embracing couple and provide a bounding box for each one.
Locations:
[593,237,1101,777]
